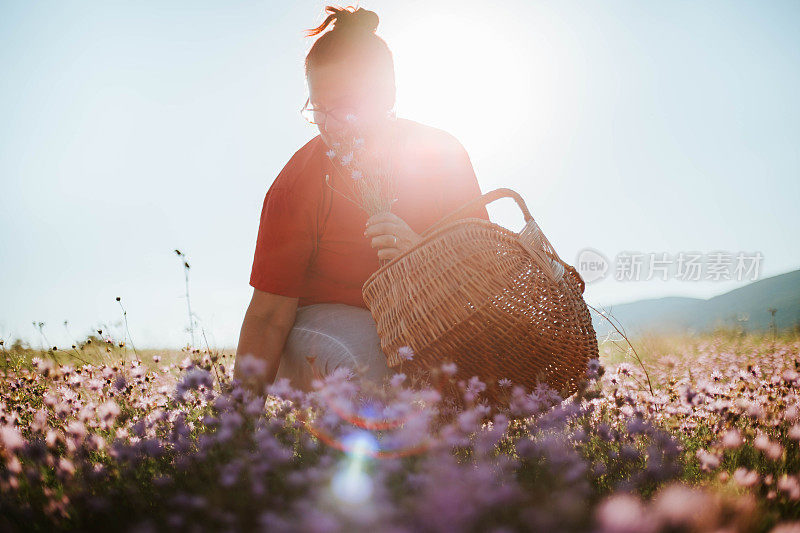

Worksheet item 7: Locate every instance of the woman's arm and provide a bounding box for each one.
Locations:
[234,288,298,394]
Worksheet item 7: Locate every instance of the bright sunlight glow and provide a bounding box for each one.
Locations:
[392,8,580,144]
[386,4,581,230]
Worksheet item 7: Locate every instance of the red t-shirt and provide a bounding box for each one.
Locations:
[249,118,490,309]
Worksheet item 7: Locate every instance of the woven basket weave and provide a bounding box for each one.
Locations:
[362,188,598,407]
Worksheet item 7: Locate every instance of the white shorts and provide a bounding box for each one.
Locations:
[274,303,392,392]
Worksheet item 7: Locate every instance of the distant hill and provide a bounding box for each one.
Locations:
[591,269,800,336]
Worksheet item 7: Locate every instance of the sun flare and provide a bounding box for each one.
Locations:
[387,11,562,153]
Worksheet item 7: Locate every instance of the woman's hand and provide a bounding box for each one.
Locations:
[364,211,422,261]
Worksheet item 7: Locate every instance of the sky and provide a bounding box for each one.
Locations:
[1,0,798,349]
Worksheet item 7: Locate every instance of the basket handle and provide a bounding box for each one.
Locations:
[422,188,532,236]
[421,187,587,293]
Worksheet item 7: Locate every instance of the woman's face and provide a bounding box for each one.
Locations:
[307,61,394,149]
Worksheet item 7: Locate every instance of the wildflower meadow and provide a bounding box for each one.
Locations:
[1,326,799,532]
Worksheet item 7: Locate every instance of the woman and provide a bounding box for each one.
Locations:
[233,5,489,394]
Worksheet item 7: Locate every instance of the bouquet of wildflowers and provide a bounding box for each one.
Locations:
[323,113,399,217]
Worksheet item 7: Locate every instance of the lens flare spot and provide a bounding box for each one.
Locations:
[331,465,373,504]
[329,431,379,504]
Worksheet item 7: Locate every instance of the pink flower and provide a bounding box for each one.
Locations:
[235,354,268,378]
[7,456,22,475]
[66,420,87,441]
[465,376,486,395]
[771,521,800,533]
[398,346,414,361]
[746,402,765,419]
[777,475,800,501]
[389,373,406,388]
[755,432,784,460]
[595,494,656,533]
[441,362,457,376]
[782,369,799,383]
[652,484,713,531]
[0,426,25,452]
[733,468,760,488]
[695,448,721,471]
[57,457,75,477]
[720,428,743,449]
[766,442,785,461]
[98,400,121,425]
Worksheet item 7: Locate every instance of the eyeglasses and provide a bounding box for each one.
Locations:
[300,97,394,127]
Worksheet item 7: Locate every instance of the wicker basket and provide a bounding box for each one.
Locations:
[362,188,598,408]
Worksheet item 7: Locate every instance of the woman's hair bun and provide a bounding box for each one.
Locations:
[304,5,395,99]
[333,6,379,34]
[304,5,380,38]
